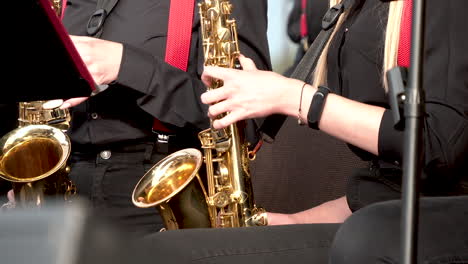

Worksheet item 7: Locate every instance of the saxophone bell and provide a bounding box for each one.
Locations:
[132,148,212,229]
[0,123,74,208]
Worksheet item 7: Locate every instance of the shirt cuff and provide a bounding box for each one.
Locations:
[115,44,156,94]
[378,109,404,163]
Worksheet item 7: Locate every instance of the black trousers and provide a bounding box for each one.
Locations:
[68,139,191,236]
[138,196,468,264]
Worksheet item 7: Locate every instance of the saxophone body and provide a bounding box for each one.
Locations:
[0,0,75,208]
[132,0,267,229]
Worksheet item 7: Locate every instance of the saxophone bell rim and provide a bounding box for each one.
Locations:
[0,124,71,183]
[131,148,203,208]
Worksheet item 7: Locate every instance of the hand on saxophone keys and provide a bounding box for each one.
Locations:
[201,54,303,129]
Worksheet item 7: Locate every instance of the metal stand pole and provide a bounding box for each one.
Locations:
[401,0,426,263]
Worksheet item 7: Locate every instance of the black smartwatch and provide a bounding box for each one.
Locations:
[307,86,331,130]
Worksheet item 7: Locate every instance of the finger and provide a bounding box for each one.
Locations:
[212,110,244,129]
[60,97,89,109]
[7,190,15,202]
[202,66,238,82]
[238,55,257,71]
[207,99,231,118]
[201,87,230,105]
[201,70,214,87]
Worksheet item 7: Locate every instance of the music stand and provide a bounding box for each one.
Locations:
[2,0,95,103]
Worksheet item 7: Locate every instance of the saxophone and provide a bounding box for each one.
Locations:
[132,0,267,229]
[0,0,75,208]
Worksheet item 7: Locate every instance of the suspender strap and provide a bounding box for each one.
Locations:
[398,0,413,67]
[152,0,195,132]
[260,0,352,141]
[300,0,309,50]
[86,0,120,37]
[165,0,195,71]
[60,0,67,20]
[300,0,309,38]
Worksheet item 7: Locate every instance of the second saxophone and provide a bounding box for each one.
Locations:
[132,0,267,229]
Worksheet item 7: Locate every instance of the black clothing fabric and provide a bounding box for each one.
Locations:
[142,223,340,263]
[287,0,330,47]
[0,104,18,199]
[138,197,468,264]
[67,141,185,235]
[284,0,329,76]
[331,196,468,264]
[61,0,271,233]
[62,0,271,146]
[325,0,468,210]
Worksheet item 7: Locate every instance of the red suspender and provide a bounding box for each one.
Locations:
[300,0,308,38]
[60,0,67,20]
[152,0,195,132]
[398,0,413,68]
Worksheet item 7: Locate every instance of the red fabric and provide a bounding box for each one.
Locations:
[300,0,308,38]
[60,0,67,20]
[153,0,195,132]
[398,0,412,68]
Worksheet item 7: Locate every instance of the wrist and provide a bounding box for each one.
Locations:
[280,79,315,118]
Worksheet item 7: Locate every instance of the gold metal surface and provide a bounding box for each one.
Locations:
[131,0,267,229]
[0,1,76,208]
[0,125,74,207]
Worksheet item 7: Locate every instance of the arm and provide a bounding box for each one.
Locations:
[267,196,352,225]
[63,0,271,130]
[201,60,384,155]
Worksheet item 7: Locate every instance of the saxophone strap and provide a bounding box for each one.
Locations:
[259,0,352,142]
[86,0,120,37]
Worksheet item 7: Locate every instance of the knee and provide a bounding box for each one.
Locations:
[329,200,401,264]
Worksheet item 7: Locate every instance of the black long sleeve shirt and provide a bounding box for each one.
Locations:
[62,0,271,146]
[327,0,468,190]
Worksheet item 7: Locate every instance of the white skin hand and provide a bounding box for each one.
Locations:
[61,35,123,109]
[201,55,301,129]
[7,190,14,202]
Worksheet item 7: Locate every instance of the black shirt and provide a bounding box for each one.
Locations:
[62,0,271,146]
[327,0,468,189]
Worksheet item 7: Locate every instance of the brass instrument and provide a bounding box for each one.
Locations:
[0,1,76,208]
[132,0,267,229]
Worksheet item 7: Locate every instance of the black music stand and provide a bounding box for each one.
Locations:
[2,0,95,102]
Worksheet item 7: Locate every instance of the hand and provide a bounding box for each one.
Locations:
[1,190,16,210]
[201,55,303,129]
[70,35,123,85]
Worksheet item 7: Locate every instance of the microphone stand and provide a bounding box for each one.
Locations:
[401,0,426,263]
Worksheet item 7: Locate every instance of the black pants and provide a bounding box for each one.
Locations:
[331,195,468,264]
[69,139,190,236]
[138,196,468,264]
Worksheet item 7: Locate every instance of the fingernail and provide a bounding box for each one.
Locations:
[60,103,71,109]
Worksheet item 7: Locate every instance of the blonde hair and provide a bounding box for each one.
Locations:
[312,0,405,92]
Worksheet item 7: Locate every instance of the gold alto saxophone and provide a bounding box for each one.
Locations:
[0,0,76,208]
[132,0,267,229]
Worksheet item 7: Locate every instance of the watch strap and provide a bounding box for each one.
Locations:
[307,85,331,130]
